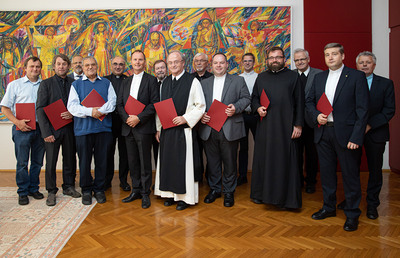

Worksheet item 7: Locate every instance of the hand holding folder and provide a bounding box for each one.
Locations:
[81,89,106,121]
[15,103,36,130]
[43,99,72,131]
[154,98,178,129]
[259,89,270,121]
[317,92,333,116]
[206,99,228,132]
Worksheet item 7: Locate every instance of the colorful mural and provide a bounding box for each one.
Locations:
[0,7,291,121]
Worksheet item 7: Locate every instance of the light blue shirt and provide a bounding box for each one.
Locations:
[366,74,373,90]
[0,76,42,117]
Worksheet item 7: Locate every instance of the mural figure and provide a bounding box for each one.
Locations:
[88,22,112,76]
[143,31,168,73]
[192,18,219,57]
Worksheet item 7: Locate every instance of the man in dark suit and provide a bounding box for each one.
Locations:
[199,53,251,207]
[293,48,322,194]
[104,56,130,191]
[337,51,395,219]
[67,55,83,81]
[306,43,369,231]
[117,50,159,209]
[36,54,81,206]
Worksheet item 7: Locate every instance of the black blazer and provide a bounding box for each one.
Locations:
[36,75,74,139]
[366,74,395,142]
[116,72,160,136]
[305,66,370,148]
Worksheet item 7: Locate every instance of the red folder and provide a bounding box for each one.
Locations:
[125,96,145,116]
[206,99,228,132]
[317,92,333,116]
[81,89,106,121]
[259,89,270,121]
[43,99,72,131]
[154,98,178,129]
[15,103,36,130]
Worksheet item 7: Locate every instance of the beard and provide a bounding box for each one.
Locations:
[74,65,83,74]
[267,61,284,72]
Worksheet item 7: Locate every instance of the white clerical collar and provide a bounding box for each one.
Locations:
[243,70,255,76]
[214,73,227,81]
[329,64,344,74]
[298,66,310,76]
[172,70,185,80]
[133,71,144,78]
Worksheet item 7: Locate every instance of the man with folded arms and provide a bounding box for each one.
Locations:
[36,54,80,206]
[117,50,159,209]
[199,53,250,207]
[1,56,45,205]
[104,56,130,191]
[154,50,205,211]
[306,43,369,231]
[67,56,116,205]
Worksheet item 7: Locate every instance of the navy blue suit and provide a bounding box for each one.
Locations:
[306,65,369,218]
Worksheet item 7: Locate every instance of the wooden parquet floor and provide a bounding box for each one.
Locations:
[1,171,400,257]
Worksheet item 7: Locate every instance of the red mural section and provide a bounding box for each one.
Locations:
[303,0,372,171]
[389,0,400,173]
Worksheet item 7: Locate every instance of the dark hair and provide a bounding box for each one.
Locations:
[24,56,42,68]
[212,52,227,62]
[242,53,255,61]
[153,59,167,71]
[266,46,284,58]
[52,54,71,67]
[131,49,146,60]
[324,43,344,54]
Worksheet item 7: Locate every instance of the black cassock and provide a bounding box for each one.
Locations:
[250,68,304,209]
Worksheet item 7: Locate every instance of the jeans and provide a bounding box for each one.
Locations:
[12,124,45,196]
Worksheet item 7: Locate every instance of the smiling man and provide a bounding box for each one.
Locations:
[36,54,81,206]
[67,56,116,205]
[68,55,84,81]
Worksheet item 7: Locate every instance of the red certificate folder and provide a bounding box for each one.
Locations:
[124,96,145,116]
[206,99,228,132]
[259,89,270,121]
[81,89,106,121]
[15,103,36,130]
[317,92,333,116]
[43,99,72,131]
[154,98,178,129]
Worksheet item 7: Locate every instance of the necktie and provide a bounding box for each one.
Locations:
[158,80,162,86]
[61,79,68,104]
[172,78,177,90]
[300,73,307,88]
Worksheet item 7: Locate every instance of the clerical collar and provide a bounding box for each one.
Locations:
[172,70,185,81]
[270,67,285,73]
[298,66,310,76]
[329,64,344,74]
[133,71,144,78]
[243,70,255,76]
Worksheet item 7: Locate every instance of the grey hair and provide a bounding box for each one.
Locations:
[356,51,376,64]
[82,56,98,65]
[293,48,309,58]
[168,50,186,63]
[194,52,208,60]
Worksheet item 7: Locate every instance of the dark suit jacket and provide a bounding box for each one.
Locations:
[199,73,251,141]
[116,72,159,136]
[67,73,74,80]
[366,74,396,142]
[305,66,370,148]
[36,75,74,139]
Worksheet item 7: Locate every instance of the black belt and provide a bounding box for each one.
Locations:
[326,122,334,127]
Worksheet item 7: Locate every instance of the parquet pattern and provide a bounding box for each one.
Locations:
[1,171,399,256]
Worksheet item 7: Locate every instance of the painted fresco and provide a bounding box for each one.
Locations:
[0,7,291,121]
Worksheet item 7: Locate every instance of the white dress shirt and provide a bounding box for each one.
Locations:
[212,74,226,102]
[325,64,344,122]
[130,71,144,99]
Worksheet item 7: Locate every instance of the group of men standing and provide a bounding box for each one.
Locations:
[0,42,395,232]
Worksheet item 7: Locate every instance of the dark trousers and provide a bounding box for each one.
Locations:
[238,113,257,178]
[45,127,77,194]
[204,129,239,194]
[76,132,112,194]
[364,134,386,208]
[316,126,362,218]
[298,123,319,185]
[125,131,153,195]
[12,125,45,196]
[106,134,129,186]
[152,137,159,166]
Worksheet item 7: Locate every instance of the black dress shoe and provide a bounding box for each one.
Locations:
[311,209,336,220]
[122,192,142,203]
[305,184,316,194]
[366,206,379,220]
[337,200,346,210]
[94,191,106,204]
[120,183,131,192]
[204,190,221,203]
[176,201,188,210]
[19,195,29,205]
[253,199,263,204]
[224,193,234,207]
[343,217,359,231]
[142,195,151,209]
[82,192,92,205]
[164,198,175,206]
[237,176,248,186]
[28,191,44,199]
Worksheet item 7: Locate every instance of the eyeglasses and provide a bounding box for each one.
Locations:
[294,58,307,63]
[268,56,284,61]
[112,62,125,66]
[167,60,183,65]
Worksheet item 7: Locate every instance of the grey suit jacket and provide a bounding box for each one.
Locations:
[199,73,251,141]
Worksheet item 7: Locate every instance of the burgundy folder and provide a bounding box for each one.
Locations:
[206,99,228,132]
[317,92,333,116]
[124,96,145,116]
[15,103,36,130]
[154,98,178,129]
[259,89,270,121]
[43,99,72,131]
[81,89,106,121]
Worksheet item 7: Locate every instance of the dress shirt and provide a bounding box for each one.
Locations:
[0,76,42,118]
[366,74,373,90]
[67,75,116,118]
[297,66,310,77]
[240,70,258,111]
[325,64,344,122]
[73,72,83,81]
[172,70,185,81]
[212,74,226,102]
[130,71,144,99]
